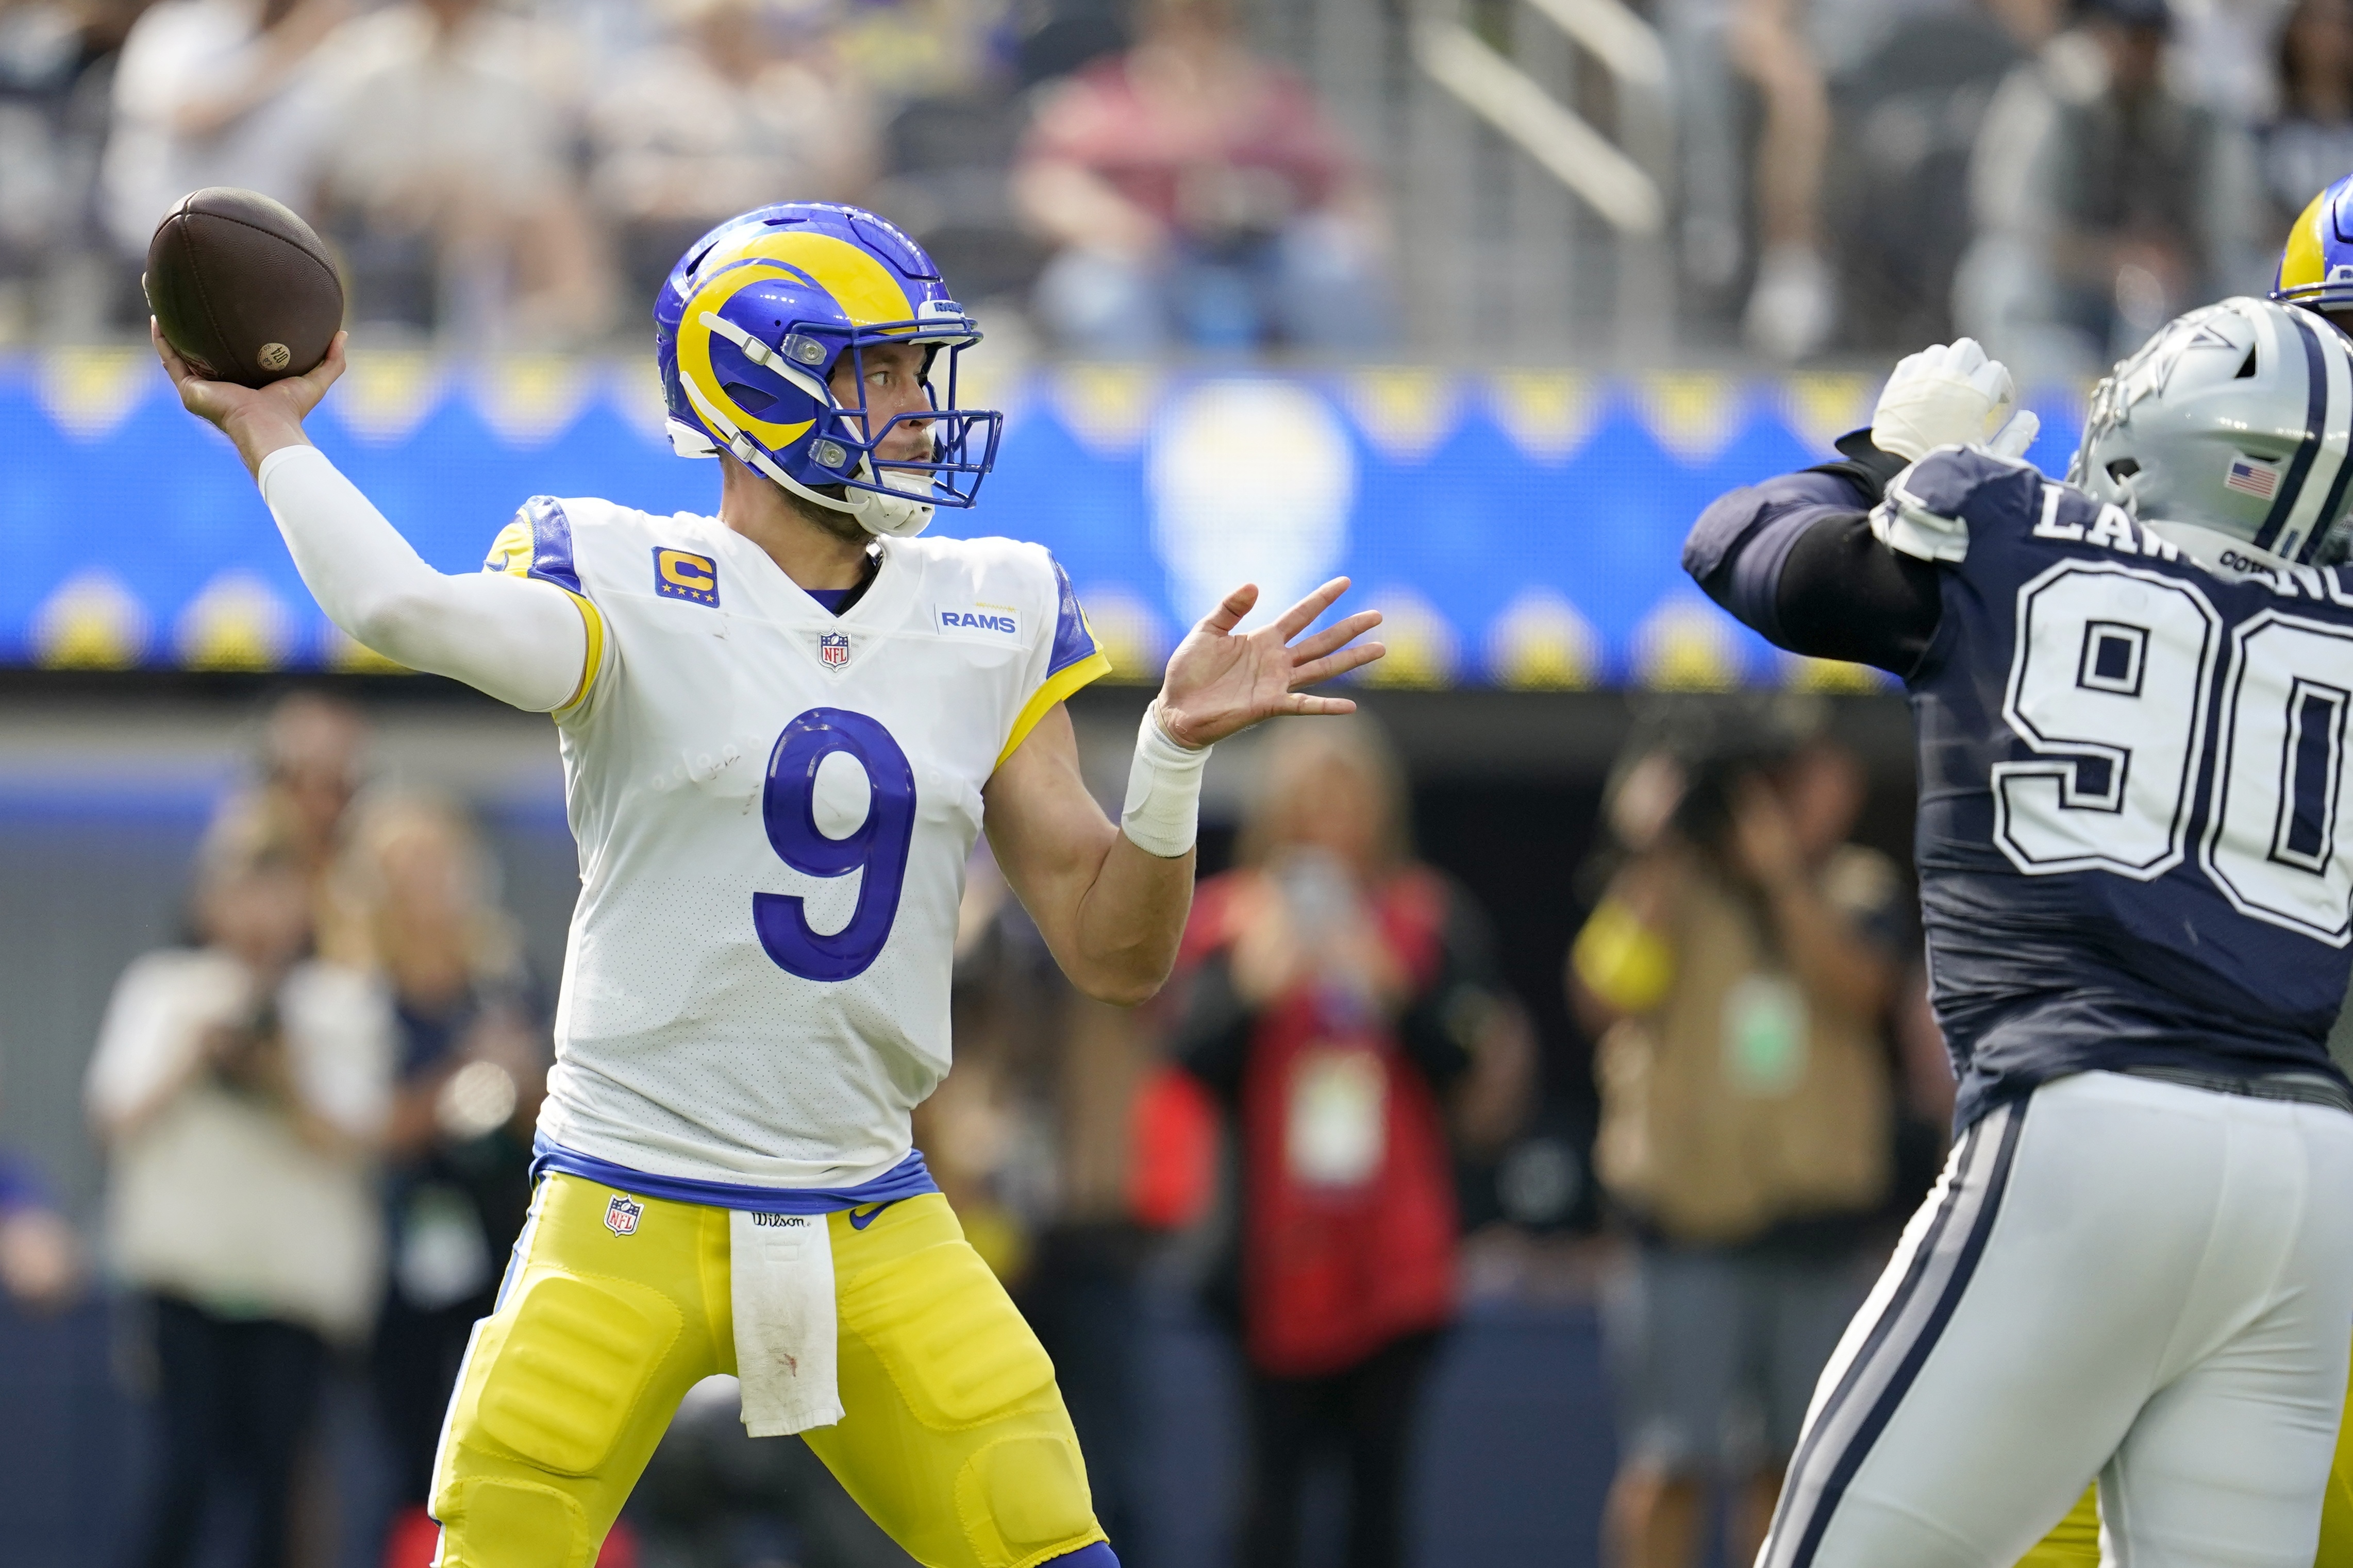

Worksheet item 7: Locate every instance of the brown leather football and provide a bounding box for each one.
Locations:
[145,188,344,389]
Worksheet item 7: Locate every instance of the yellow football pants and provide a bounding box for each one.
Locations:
[2014,1333,2353,1566]
[429,1174,1106,1568]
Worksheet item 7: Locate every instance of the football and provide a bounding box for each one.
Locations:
[145,188,343,389]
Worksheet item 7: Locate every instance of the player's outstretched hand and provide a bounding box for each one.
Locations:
[1871,337,2036,463]
[1155,578,1386,750]
[153,317,347,477]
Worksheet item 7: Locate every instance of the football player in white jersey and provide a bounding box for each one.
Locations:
[152,202,1385,1568]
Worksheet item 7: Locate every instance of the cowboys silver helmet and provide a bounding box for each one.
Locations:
[2070,295,2353,570]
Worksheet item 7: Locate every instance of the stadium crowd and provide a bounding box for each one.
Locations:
[0,682,1942,1568]
[0,0,2342,361]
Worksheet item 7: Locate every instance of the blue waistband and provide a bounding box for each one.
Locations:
[530,1135,939,1214]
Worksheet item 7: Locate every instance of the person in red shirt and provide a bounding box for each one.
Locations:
[1164,719,1528,1568]
[1012,0,1390,352]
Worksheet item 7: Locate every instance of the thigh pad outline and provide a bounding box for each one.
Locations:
[433,1477,590,1568]
[955,1434,1100,1566]
[471,1271,683,1477]
[839,1237,1056,1431]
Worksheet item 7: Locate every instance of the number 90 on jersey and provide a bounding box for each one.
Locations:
[1996,561,2353,945]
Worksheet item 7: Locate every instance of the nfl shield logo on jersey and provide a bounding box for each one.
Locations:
[818,631,852,669]
[605,1193,643,1237]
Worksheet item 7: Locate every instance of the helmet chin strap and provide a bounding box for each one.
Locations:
[677,374,935,538]
[2140,517,2297,578]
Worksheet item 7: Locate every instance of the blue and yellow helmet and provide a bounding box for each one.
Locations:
[2273,174,2353,317]
[655,203,1001,537]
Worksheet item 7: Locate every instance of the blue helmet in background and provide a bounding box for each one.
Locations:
[2273,173,2353,318]
[655,203,1001,537]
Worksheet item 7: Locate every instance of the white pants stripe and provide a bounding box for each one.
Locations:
[1760,1070,2353,1568]
[1761,1098,2030,1568]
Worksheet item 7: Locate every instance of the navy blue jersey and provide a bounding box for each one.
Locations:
[1688,445,2353,1127]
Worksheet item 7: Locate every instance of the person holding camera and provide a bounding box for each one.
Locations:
[1573,727,1904,1568]
[1164,718,1528,1568]
[85,822,392,1568]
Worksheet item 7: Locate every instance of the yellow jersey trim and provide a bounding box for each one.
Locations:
[996,650,1113,768]
[554,588,606,716]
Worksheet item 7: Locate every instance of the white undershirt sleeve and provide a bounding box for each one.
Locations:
[257,444,588,712]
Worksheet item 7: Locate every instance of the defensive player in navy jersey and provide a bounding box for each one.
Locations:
[1684,300,2353,1566]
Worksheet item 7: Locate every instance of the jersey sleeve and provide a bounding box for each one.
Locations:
[997,551,1114,767]
[483,497,612,717]
[1683,468,1944,676]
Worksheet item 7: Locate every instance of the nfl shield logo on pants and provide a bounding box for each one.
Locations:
[818,631,852,669]
[605,1193,643,1237]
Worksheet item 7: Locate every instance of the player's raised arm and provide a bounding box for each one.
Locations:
[154,323,592,714]
[1682,338,2037,678]
[984,577,1385,1006]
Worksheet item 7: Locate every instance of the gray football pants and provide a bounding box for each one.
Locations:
[1759,1070,2353,1568]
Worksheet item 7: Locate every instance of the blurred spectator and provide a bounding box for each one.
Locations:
[834,0,1012,112]
[2174,0,2298,126]
[219,689,374,966]
[97,0,345,279]
[1955,0,2264,378]
[1166,719,1529,1568]
[1663,0,1838,358]
[85,822,392,1568]
[1572,730,1899,1568]
[635,1375,917,1568]
[1012,0,1389,354]
[349,796,547,1552]
[0,2,113,339]
[0,1113,82,1312]
[590,0,874,312]
[1824,0,2043,348]
[312,0,612,344]
[2261,0,2353,227]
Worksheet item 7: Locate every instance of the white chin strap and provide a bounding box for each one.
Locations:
[2140,517,2295,579]
[677,363,936,539]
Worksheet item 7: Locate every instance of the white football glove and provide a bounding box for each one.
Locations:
[1871,338,2040,462]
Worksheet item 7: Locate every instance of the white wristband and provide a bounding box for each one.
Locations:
[1120,702,1210,858]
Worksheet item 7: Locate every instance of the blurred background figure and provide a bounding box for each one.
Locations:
[1012,0,1390,355]
[633,1375,918,1568]
[1955,0,2265,379]
[84,817,392,1568]
[0,1,132,342]
[0,1055,84,1313]
[351,794,549,1565]
[1663,0,1837,358]
[1572,715,1903,1568]
[1818,0,2055,353]
[2260,0,2353,233]
[98,0,346,320]
[1165,718,1530,1568]
[312,0,611,344]
[589,0,875,310]
[224,689,374,966]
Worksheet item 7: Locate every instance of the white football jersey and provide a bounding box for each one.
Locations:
[482,497,1109,1189]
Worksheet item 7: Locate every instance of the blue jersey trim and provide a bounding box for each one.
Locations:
[529,1135,939,1213]
[523,497,586,596]
[1045,553,1099,677]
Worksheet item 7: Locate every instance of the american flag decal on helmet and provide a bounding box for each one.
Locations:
[2226,457,2281,499]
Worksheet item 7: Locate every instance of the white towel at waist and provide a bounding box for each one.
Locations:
[729,1209,844,1437]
